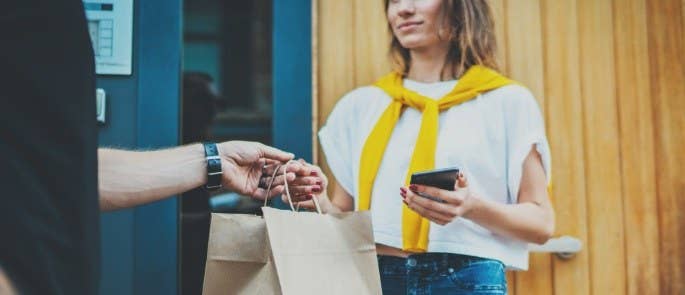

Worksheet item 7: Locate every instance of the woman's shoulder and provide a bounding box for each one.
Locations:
[331,86,392,113]
[481,84,541,110]
[484,84,535,101]
[342,85,391,102]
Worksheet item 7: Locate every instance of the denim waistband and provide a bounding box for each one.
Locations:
[377,253,503,277]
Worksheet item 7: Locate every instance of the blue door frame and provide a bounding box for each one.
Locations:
[97,0,310,293]
[273,0,313,162]
[97,0,181,294]
[132,0,182,294]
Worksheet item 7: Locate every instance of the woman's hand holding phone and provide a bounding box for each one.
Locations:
[400,172,478,225]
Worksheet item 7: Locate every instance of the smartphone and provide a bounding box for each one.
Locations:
[409,167,460,203]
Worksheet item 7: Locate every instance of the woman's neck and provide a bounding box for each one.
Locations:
[406,44,453,83]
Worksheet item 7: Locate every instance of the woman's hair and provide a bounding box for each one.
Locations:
[384,0,499,79]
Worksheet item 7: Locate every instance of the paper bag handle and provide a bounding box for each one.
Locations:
[264,160,322,214]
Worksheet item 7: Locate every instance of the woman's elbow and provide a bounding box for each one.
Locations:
[531,211,555,244]
[531,223,554,245]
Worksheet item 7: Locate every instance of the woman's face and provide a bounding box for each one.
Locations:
[387,0,449,50]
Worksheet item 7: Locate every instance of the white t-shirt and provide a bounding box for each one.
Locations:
[318,78,551,270]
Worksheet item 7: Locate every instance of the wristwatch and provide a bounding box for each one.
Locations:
[203,142,222,191]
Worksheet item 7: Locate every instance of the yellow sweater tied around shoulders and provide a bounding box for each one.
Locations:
[358,65,515,252]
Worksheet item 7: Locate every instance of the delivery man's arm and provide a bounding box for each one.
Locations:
[97,141,318,211]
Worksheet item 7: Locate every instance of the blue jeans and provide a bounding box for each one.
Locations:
[377,253,507,295]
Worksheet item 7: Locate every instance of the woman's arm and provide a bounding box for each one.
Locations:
[324,181,355,213]
[402,147,555,244]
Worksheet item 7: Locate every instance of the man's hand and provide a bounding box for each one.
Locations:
[218,141,295,199]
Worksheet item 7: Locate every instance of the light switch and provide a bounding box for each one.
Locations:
[96,88,106,124]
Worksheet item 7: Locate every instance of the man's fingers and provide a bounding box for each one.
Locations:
[262,172,297,188]
[262,163,282,176]
[251,188,268,200]
[285,162,314,176]
[262,164,296,181]
[263,159,282,166]
[262,160,307,176]
[253,185,286,200]
[271,186,285,196]
[285,172,296,182]
[262,174,284,187]
[258,143,295,162]
[251,189,267,200]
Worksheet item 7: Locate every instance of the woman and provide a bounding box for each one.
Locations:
[297,0,554,293]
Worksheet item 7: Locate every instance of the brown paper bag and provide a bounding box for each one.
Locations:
[202,213,281,295]
[203,161,381,294]
[263,207,381,295]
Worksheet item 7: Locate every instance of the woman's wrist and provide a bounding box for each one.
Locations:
[317,194,340,214]
[462,193,486,220]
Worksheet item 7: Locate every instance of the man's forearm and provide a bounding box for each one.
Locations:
[98,144,206,211]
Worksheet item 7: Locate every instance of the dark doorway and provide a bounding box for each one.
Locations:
[180,0,273,294]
